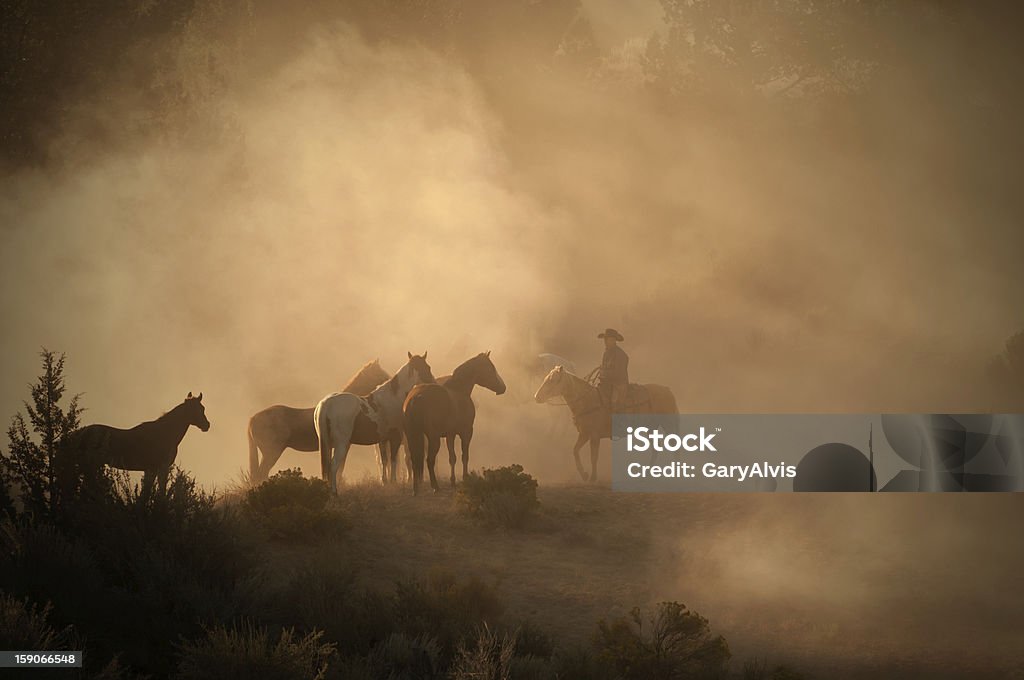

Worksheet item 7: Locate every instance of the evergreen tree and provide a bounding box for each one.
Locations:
[1,349,83,518]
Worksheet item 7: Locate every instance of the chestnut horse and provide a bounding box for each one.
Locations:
[63,392,210,496]
[315,353,433,493]
[403,352,506,495]
[534,366,677,482]
[247,359,390,484]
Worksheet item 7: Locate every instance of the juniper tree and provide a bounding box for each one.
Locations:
[1,349,83,518]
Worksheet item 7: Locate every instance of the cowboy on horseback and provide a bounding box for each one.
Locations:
[597,328,628,411]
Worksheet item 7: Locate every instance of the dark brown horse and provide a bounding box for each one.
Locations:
[63,392,211,496]
[246,359,390,484]
[534,366,677,482]
[403,352,506,495]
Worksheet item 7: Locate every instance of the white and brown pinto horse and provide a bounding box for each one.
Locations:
[534,366,677,482]
[315,353,433,492]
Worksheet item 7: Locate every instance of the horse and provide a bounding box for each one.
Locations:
[247,359,390,484]
[533,366,677,482]
[315,353,433,493]
[62,392,210,497]
[528,353,578,437]
[403,352,506,495]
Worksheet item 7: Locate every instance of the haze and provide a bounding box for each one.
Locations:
[1,1,1021,483]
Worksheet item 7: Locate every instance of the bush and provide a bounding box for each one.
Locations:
[0,524,105,633]
[449,624,516,680]
[511,619,555,660]
[0,593,141,680]
[0,591,79,652]
[257,550,392,657]
[456,465,539,530]
[392,568,505,661]
[594,603,730,680]
[508,655,555,680]
[0,468,253,677]
[366,632,441,679]
[549,644,613,680]
[245,469,343,542]
[175,621,336,680]
[742,658,811,680]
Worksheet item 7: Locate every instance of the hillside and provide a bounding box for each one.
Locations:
[269,481,1024,679]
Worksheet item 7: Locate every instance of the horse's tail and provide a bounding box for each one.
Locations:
[403,398,426,483]
[247,419,260,484]
[646,384,678,414]
[315,405,331,482]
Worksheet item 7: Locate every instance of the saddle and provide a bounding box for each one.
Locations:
[611,384,652,413]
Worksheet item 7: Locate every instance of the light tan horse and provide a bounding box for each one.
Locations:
[247,360,390,484]
[534,366,677,482]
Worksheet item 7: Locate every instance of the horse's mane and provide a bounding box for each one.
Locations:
[158,400,188,420]
[381,357,417,394]
[452,353,489,382]
[342,359,390,394]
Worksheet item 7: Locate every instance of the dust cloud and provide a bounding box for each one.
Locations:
[1,1,1022,489]
[647,492,1024,675]
[2,4,1023,675]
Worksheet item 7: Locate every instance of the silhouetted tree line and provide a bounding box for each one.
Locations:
[2,1,1023,169]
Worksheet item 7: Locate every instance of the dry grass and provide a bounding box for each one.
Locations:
[273,481,1024,679]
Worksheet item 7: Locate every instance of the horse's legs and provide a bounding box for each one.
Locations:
[460,428,473,481]
[255,445,285,485]
[426,435,442,493]
[322,413,354,493]
[446,436,457,487]
[408,433,425,496]
[332,442,352,490]
[157,466,170,495]
[572,431,588,481]
[588,437,601,483]
[386,431,402,483]
[141,470,155,501]
[402,437,412,484]
[376,443,388,485]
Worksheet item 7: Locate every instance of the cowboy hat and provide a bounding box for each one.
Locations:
[597,328,624,341]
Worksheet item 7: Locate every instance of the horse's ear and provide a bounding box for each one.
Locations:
[486,350,491,357]
[408,351,412,360]
[197,392,203,401]
[187,391,193,399]
[423,351,427,360]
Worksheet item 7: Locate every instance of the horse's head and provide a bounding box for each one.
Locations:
[473,351,506,395]
[405,351,435,386]
[363,358,390,385]
[534,366,565,403]
[184,392,211,432]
